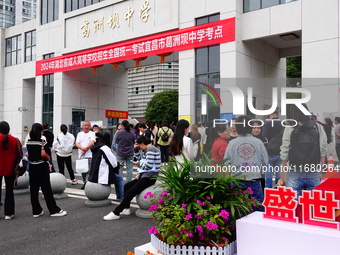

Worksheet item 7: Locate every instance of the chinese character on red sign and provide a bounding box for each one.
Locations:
[263,187,298,223]
[299,190,340,230]
[105,110,128,119]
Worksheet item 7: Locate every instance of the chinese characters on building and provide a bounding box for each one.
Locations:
[105,110,128,119]
[263,187,340,230]
[36,18,235,76]
[81,0,151,37]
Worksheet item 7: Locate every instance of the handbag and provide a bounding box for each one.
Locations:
[41,142,50,161]
[76,156,90,173]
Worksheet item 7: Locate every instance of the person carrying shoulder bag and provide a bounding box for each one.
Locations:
[26,123,67,218]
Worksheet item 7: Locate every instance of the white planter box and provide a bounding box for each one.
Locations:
[237,212,340,255]
[134,234,237,255]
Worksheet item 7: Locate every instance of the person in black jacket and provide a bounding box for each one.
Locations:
[262,111,282,188]
[88,133,119,185]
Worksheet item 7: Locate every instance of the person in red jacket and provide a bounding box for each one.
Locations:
[211,125,232,164]
[0,121,21,220]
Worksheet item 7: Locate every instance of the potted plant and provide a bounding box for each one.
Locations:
[146,155,259,248]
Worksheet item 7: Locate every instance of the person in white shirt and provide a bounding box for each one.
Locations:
[75,121,96,189]
[53,124,77,185]
[170,119,197,163]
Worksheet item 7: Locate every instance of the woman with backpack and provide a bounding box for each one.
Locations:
[157,122,173,165]
[53,124,77,185]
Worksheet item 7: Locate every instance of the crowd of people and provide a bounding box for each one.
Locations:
[0,108,337,219]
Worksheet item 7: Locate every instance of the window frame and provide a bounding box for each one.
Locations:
[5,35,22,67]
[24,30,36,62]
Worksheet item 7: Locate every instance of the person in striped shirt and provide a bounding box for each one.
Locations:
[103,135,161,220]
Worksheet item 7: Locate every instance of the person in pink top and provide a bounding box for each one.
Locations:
[211,125,232,164]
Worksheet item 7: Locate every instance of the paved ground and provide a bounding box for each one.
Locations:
[0,150,153,255]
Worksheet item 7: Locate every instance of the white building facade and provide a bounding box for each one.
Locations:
[0,0,339,140]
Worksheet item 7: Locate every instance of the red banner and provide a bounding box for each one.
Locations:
[36,17,235,76]
[105,110,128,119]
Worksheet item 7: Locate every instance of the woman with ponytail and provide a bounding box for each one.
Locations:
[27,123,67,217]
[53,124,77,185]
[0,121,20,219]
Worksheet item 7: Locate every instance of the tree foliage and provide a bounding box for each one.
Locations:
[286,56,301,79]
[145,90,178,124]
[286,56,302,99]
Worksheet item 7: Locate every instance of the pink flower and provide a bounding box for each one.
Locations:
[188,232,194,238]
[196,200,206,206]
[197,225,203,233]
[148,204,158,212]
[158,199,164,205]
[219,210,230,221]
[143,192,154,199]
[148,226,158,234]
[247,187,254,194]
[195,214,202,219]
[206,221,219,230]
[206,196,211,200]
[185,214,192,220]
[182,204,188,208]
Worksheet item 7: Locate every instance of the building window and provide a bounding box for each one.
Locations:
[195,14,220,123]
[133,87,139,94]
[5,35,22,66]
[42,53,54,127]
[244,0,297,13]
[108,118,119,127]
[65,0,105,13]
[41,0,59,24]
[25,30,36,62]
[148,85,154,93]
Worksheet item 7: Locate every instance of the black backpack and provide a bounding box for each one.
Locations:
[267,129,283,155]
[161,127,169,142]
[289,120,320,169]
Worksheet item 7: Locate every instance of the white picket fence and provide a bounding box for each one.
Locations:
[151,234,237,255]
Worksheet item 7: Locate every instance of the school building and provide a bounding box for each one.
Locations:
[0,0,338,140]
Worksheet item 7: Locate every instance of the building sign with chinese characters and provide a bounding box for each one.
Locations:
[263,187,340,230]
[36,17,235,76]
[65,0,178,53]
[105,110,128,119]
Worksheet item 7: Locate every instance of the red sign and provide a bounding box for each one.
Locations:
[263,187,298,223]
[105,110,128,119]
[36,18,235,76]
[263,187,340,230]
[299,190,340,229]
